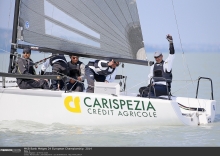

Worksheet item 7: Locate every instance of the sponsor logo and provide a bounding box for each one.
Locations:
[64,96,81,113]
[64,96,157,118]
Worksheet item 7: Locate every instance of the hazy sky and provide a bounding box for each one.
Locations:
[0,0,219,52]
[136,0,220,52]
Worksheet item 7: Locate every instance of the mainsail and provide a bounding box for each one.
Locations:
[17,0,148,59]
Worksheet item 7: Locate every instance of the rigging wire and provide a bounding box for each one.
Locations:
[171,0,202,111]
[171,0,194,88]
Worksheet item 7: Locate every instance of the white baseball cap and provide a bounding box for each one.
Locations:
[154,52,162,58]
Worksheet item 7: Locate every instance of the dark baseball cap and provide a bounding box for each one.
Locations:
[23,47,31,54]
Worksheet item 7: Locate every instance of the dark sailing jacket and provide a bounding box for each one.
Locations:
[67,61,84,80]
[15,57,36,85]
[49,54,67,66]
[49,54,68,73]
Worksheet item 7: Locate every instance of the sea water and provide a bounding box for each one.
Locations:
[0,52,220,147]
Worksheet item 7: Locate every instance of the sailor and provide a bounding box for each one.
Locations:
[85,59,119,93]
[139,34,175,97]
[41,53,68,90]
[66,55,85,92]
[15,47,49,89]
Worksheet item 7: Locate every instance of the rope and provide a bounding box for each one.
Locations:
[171,0,203,112]
[171,0,194,85]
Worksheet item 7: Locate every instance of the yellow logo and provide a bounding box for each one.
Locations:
[64,96,81,113]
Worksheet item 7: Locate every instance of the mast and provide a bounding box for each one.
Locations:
[8,0,20,73]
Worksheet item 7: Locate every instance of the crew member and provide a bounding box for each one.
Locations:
[85,59,119,93]
[16,47,49,89]
[139,34,175,97]
[41,53,68,90]
[66,55,85,92]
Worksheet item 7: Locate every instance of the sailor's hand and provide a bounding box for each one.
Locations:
[108,60,114,66]
[34,79,40,81]
[166,34,173,43]
[70,79,76,84]
[77,77,82,81]
[105,80,109,83]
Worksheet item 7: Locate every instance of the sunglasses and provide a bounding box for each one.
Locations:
[114,61,119,67]
[23,52,30,54]
[71,57,78,59]
[154,55,162,59]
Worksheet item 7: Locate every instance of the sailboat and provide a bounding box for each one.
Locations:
[0,0,216,126]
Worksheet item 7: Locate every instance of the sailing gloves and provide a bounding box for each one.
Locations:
[167,34,175,54]
[166,34,173,43]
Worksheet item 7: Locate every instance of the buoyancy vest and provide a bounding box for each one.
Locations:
[49,54,67,73]
[88,60,115,76]
[15,58,36,85]
[49,54,67,66]
[16,58,36,75]
[153,60,172,85]
[67,61,82,78]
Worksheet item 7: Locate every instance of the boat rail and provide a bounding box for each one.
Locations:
[195,77,214,100]
[148,77,171,100]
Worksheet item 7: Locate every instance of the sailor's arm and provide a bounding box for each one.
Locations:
[164,34,175,72]
[40,59,50,75]
[105,68,117,82]
[147,66,154,85]
[78,63,85,81]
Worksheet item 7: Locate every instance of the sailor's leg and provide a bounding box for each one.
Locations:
[153,84,169,96]
[18,80,34,89]
[39,79,49,89]
[51,79,58,90]
[59,79,65,90]
[25,79,46,89]
[74,82,84,92]
[85,66,95,93]
[66,82,73,90]
[139,86,148,96]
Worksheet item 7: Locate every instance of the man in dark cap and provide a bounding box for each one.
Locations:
[66,55,85,92]
[15,47,49,89]
[139,34,175,97]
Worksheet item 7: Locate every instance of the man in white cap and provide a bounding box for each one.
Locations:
[139,34,175,97]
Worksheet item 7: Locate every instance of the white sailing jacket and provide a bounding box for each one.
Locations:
[148,54,175,85]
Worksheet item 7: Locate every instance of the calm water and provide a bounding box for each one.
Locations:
[0,52,220,147]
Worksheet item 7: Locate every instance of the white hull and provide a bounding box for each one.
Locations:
[0,87,216,126]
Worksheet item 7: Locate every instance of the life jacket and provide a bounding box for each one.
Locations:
[15,58,36,75]
[15,58,36,85]
[67,61,83,78]
[49,54,67,73]
[153,60,172,86]
[49,54,67,66]
[88,60,115,76]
